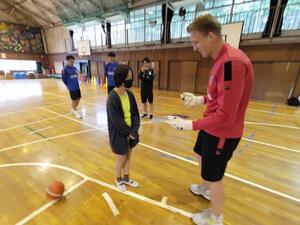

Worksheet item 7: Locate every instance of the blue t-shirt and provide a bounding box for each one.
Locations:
[105,63,117,87]
[62,66,80,91]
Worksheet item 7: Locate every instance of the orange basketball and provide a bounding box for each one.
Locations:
[46,181,65,200]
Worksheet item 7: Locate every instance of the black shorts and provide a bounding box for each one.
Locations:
[69,89,81,101]
[108,86,115,94]
[194,130,241,182]
[141,86,153,104]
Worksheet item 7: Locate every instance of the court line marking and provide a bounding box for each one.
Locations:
[244,121,300,130]
[15,178,88,225]
[28,126,53,135]
[43,91,300,129]
[0,101,70,117]
[39,107,300,204]
[140,121,300,154]
[43,107,300,156]
[0,104,97,133]
[241,138,300,154]
[0,114,71,133]
[0,89,106,118]
[0,163,193,220]
[139,143,300,204]
[0,129,97,153]
[102,192,120,216]
[247,108,300,118]
[249,101,296,108]
[43,92,99,107]
[161,196,168,205]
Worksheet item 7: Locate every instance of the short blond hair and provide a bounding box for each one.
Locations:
[187,14,221,37]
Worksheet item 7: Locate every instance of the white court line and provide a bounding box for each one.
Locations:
[41,107,101,130]
[15,178,88,225]
[0,114,69,133]
[39,107,300,204]
[0,101,70,117]
[249,101,299,109]
[139,143,300,204]
[0,89,104,118]
[0,163,193,219]
[0,104,97,133]
[247,108,300,118]
[161,196,168,205]
[102,192,120,216]
[44,91,98,107]
[28,126,53,135]
[141,120,300,154]
[0,128,97,153]
[241,138,300,154]
[244,122,300,130]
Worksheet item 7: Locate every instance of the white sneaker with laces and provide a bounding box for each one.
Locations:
[78,109,84,118]
[115,180,127,192]
[74,110,82,119]
[190,184,211,200]
[192,210,224,225]
[123,179,139,188]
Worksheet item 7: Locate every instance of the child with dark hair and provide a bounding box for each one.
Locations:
[104,52,118,94]
[139,57,155,119]
[62,55,82,119]
[106,64,140,192]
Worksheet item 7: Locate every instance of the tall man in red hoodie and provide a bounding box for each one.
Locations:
[167,14,254,225]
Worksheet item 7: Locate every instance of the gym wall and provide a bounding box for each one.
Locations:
[47,42,300,103]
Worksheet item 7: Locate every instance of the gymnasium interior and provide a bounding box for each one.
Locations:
[0,0,299,224]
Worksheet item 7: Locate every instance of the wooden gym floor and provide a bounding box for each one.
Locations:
[0,79,299,225]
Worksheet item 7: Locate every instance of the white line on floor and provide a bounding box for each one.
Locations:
[39,107,300,204]
[28,126,53,135]
[15,178,88,225]
[0,163,193,220]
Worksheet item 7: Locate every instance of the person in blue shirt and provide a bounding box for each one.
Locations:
[62,55,82,119]
[104,52,118,94]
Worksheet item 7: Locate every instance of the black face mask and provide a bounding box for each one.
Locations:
[124,79,133,88]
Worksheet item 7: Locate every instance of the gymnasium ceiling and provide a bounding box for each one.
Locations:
[0,0,187,28]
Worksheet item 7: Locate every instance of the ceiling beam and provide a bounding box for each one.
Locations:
[31,0,59,24]
[58,0,84,19]
[13,2,55,26]
[1,0,41,27]
[86,0,105,12]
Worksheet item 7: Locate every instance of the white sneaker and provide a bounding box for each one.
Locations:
[192,211,224,225]
[115,180,127,192]
[74,110,82,119]
[71,109,83,119]
[78,109,84,118]
[190,184,211,200]
[123,179,139,188]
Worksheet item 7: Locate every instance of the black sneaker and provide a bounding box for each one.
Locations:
[141,114,148,119]
[149,114,153,120]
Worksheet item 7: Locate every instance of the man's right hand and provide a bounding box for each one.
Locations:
[180,92,204,108]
